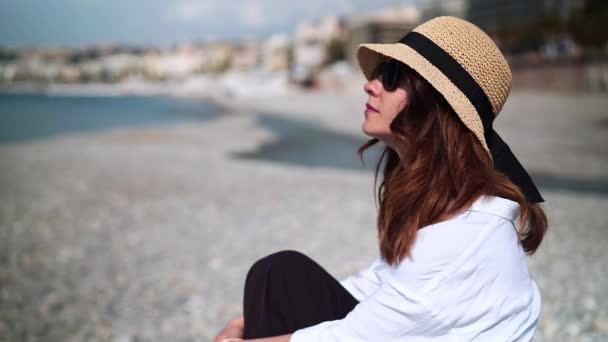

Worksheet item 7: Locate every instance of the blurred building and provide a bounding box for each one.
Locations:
[100,53,142,82]
[202,42,234,74]
[56,65,80,83]
[261,34,290,71]
[292,15,345,84]
[142,47,204,80]
[231,40,261,71]
[421,0,466,20]
[545,0,587,20]
[345,6,420,68]
[466,0,586,31]
[0,64,17,83]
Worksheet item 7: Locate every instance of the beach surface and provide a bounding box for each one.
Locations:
[1,89,607,342]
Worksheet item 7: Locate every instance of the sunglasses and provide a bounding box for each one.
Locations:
[371,58,407,92]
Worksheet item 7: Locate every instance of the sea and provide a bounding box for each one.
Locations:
[0,91,219,144]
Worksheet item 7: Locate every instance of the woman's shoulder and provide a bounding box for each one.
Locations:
[415,195,520,246]
[388,196,525,291]
[466,195,521,222]
[416,195,520,241]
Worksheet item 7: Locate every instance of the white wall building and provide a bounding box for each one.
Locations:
[345,6,420,68]
[143,48,205,79]
[231,40,261,71]
[421,0,466,20]
[294,15,345,71]
[261,34,290,72]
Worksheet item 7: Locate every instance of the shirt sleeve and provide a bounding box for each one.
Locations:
[291,215,501,342]
[338,257,384,301]
[291,276,439,342]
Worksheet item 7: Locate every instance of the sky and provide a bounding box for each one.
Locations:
[0,0,419,48]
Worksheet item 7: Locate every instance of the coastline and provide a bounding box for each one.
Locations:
[2,79,607,180]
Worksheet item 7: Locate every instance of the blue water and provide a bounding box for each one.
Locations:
[0,92,219,144]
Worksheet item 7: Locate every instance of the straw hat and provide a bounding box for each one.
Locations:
[356,16,544,203]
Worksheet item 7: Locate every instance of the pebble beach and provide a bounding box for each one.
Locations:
[1,87,607,342]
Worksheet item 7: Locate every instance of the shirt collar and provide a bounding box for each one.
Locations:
[467,195,521,221]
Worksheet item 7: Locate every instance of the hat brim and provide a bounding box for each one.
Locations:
[356,43,492,159]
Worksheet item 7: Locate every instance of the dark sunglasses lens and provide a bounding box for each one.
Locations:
[373,59,402,91]
[384,61,400,91]
[372,62,385,80]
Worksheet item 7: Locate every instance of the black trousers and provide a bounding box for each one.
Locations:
[243,250,360,339]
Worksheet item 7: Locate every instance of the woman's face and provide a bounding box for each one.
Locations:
[362,60,409,147]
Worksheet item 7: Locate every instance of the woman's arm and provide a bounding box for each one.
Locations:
[288,279,437,342]
[339,256,385,301]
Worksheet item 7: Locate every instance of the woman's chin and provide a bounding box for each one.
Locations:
[362,125,392,145]
[361,126,373,138]
[362,122,381,138]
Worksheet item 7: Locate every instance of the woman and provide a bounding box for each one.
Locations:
[214,16,547,342]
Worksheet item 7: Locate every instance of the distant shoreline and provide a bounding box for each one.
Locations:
[0,81,187,98]
[0,92,221,145]
[0,70,297,100]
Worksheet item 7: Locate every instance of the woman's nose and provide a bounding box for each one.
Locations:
[364,79,381,96]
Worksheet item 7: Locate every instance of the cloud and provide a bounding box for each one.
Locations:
[165,0,412,38]
[167,0,214,22]
[168,0,267,27]
[167,0,265,28]
[240,0,264,27]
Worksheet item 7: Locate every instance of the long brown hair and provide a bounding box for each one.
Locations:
[358,62,548,266]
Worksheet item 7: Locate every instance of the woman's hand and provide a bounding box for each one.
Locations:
[213,314,245,342]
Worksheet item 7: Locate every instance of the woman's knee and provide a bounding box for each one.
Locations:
[266,249,313,266]
[246,250,313,279]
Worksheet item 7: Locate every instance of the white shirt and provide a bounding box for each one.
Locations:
[291,195,541,342]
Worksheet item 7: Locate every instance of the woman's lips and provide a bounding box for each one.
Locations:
[365,103,378,113]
